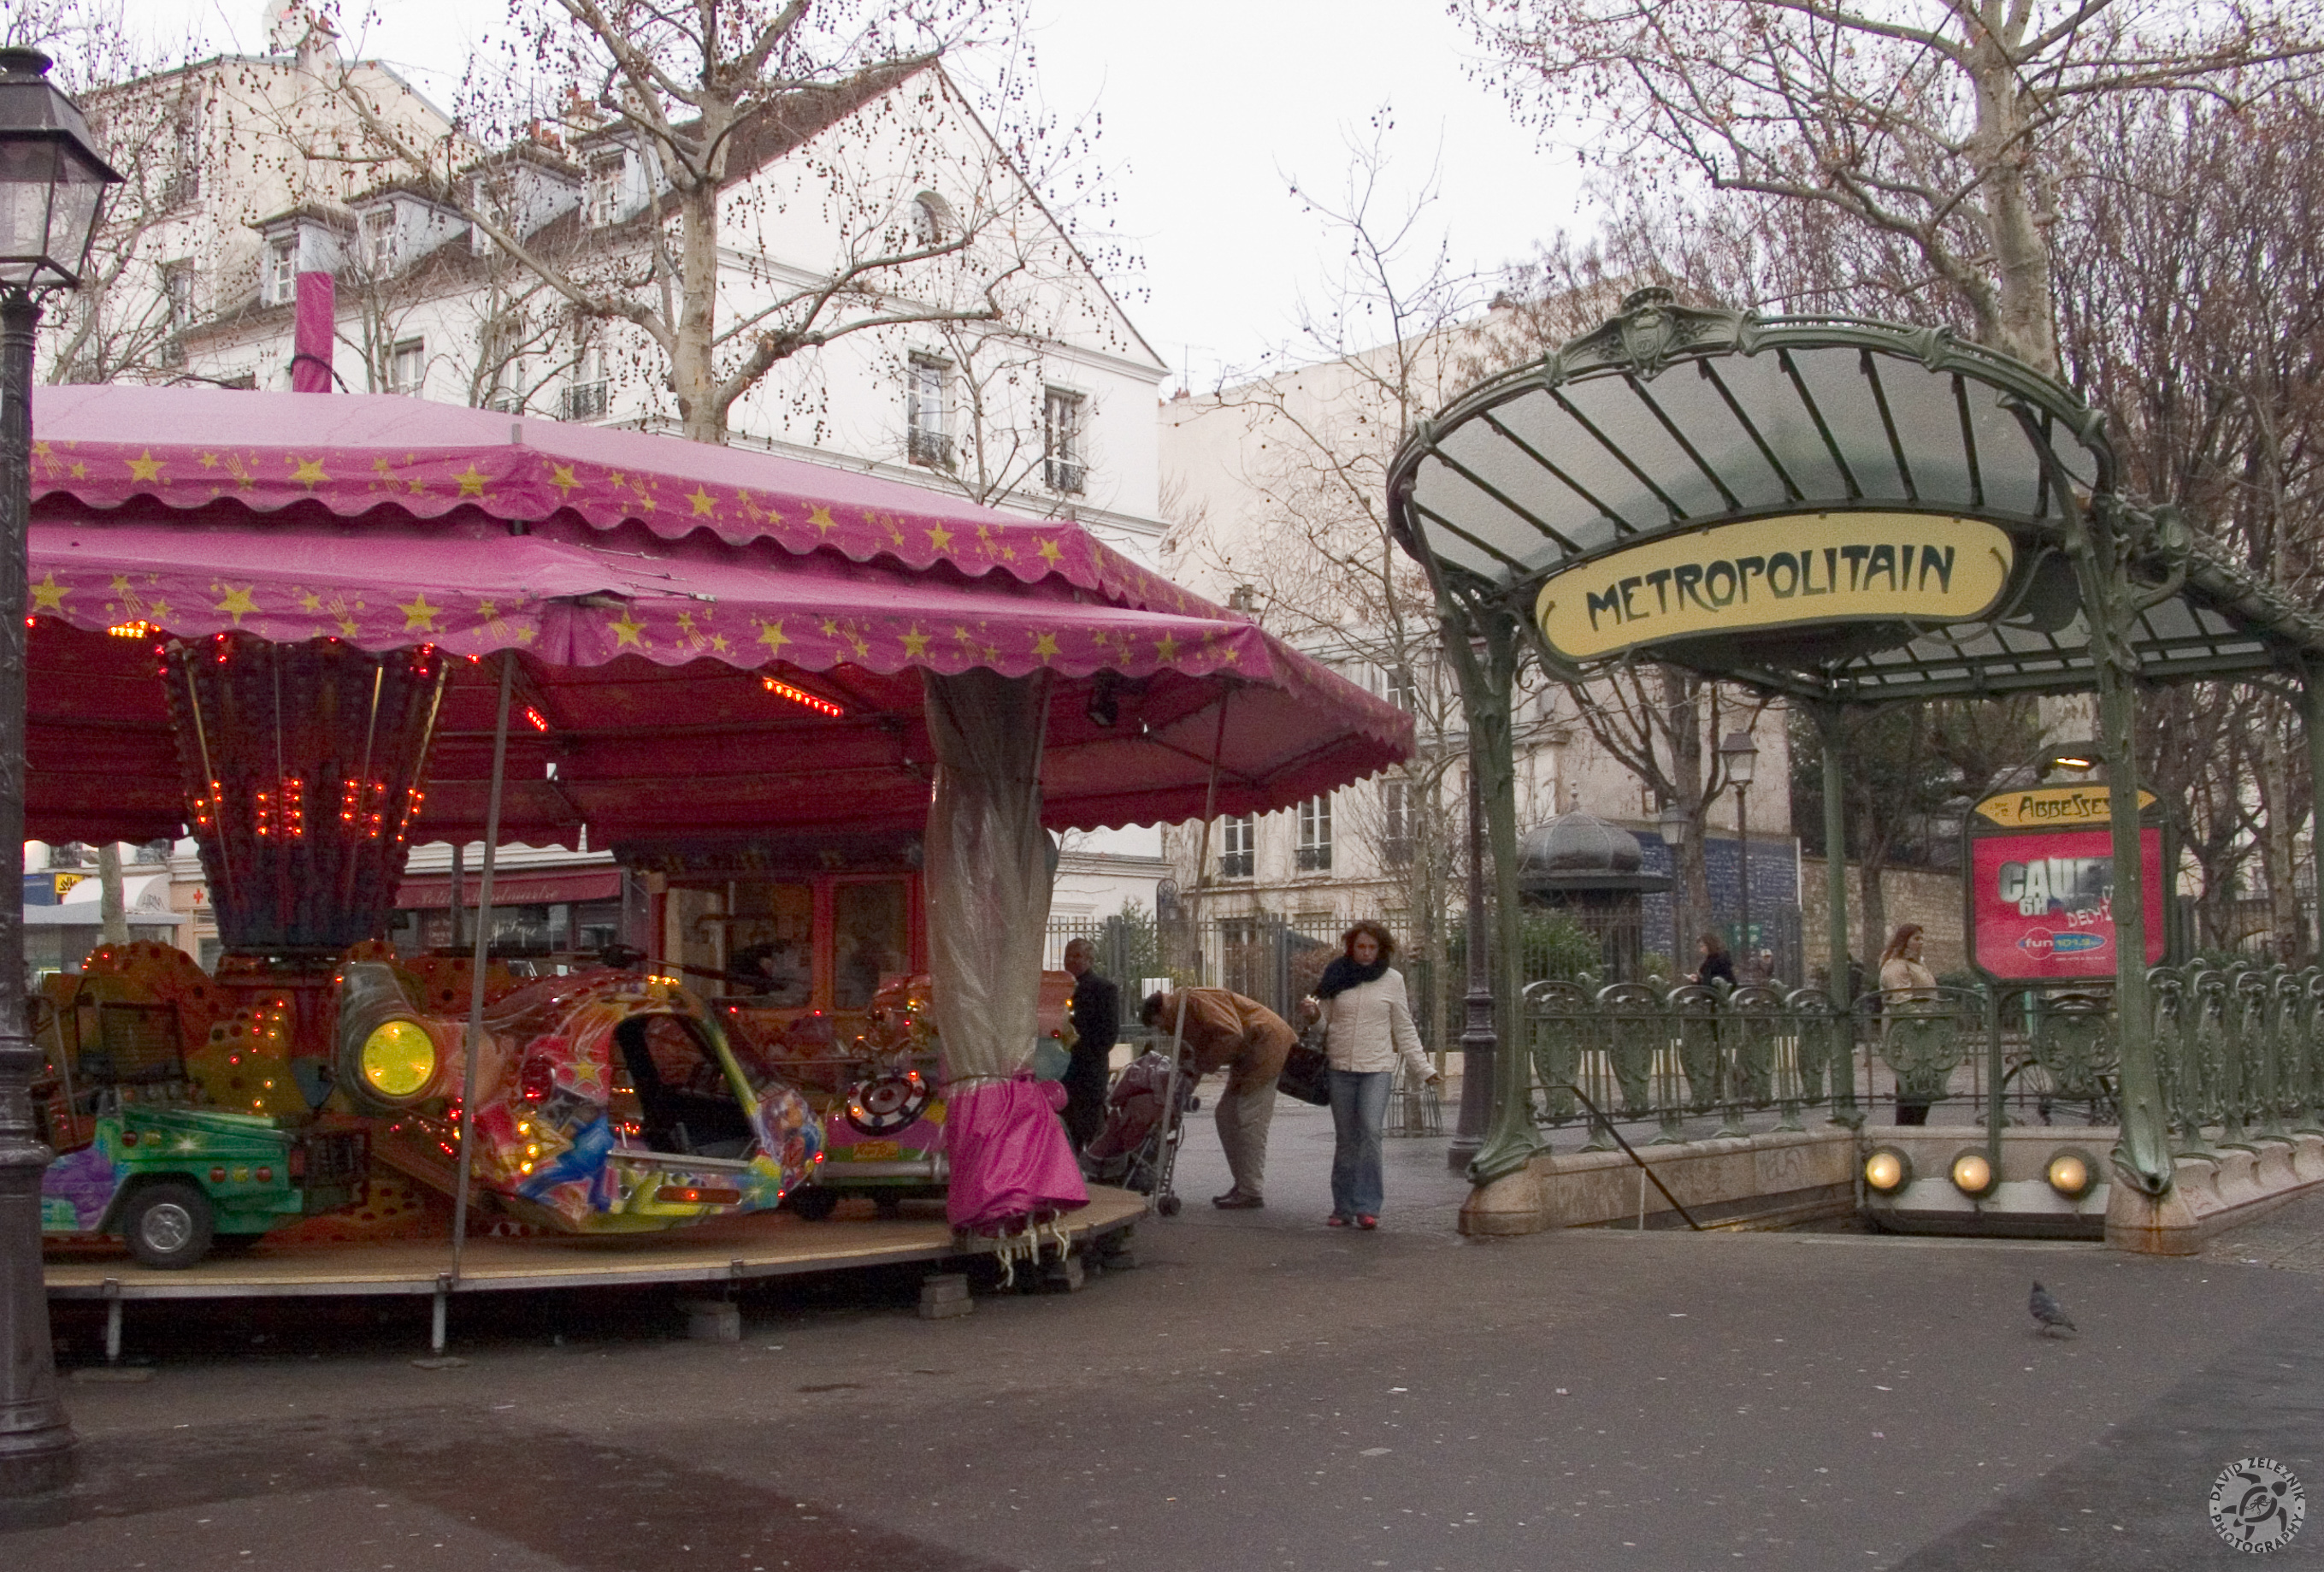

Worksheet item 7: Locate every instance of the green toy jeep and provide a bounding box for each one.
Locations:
[40,1104,368,1268]
[33,984,368,1269]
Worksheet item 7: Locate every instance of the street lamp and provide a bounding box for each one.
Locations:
[0,45,119,1510]
[1719,729,1759,978]
[1657,801,1690,976]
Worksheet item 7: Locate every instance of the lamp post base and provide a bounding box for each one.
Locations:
[0,1452,75,1527]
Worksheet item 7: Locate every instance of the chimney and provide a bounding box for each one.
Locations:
[291,269,333,392]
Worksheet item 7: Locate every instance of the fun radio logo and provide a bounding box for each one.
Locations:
[2020,928,2107,959]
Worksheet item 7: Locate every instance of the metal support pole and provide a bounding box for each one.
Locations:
[1814,704,1859,1126]
[0,288,77,1504]
[2304,659,2324,967]
[2091,655,2170,1189]
[449,653,515,1285]
[2033,486,2169,1194]
[1448,760,1493,1170]
[1153,693,1231,1217]
[448,842,465,952]
[1452,607,1534,1185]
[1735,782,1751,970]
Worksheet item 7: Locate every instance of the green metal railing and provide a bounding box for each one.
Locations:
[1518,961,2324,1160]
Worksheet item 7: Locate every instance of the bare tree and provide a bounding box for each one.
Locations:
[9,1,207,383]
[325,0,1108,444]
[1466,0,2322,370]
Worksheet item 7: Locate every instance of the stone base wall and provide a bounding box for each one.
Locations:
[2106,1134,2324,1255]
[1459,1129,1856,1236]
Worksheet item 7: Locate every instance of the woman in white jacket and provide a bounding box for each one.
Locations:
[1301,920,1436,1228]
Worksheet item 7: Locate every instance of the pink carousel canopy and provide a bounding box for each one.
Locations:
[24,385,1412,846]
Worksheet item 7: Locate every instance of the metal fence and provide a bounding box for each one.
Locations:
[1514,958,2324,1144]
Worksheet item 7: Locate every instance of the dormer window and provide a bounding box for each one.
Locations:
[266,237,297,305]
[360,206,398,272]
[586,153,625,228]
[911,192,954,247]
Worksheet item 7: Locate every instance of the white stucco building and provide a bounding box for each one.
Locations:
[46,7,1173,939]
[1155,320,1795,970]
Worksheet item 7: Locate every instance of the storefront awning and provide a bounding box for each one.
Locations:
[392,867,622,909]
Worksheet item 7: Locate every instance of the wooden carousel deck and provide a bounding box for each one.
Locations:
[44,1186,1146,1303]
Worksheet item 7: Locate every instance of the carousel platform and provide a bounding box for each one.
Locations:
[44,1186,1145,1352]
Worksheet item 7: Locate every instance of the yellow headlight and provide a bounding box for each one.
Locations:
[360,1019,437,1097]
[2045,1153,2092,1197]
[1949,1152,1995,1197]
[1863,1149,1908,1193]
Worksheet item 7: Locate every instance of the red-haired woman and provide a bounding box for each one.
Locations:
[1302,920,1436,1229]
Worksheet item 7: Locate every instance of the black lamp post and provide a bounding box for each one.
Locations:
[1448,758,1493,1169]
[0,44,119,1511]
[1657,801,1689,976]
[1719,729,1758,975]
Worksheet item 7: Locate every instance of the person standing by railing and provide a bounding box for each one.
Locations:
[1301,921,1437,1230]
[1879,924,1940,1123]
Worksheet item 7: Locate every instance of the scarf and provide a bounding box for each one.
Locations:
[1314,953,1390,1000]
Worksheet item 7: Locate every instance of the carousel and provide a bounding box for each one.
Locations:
[21,383,1409,1339]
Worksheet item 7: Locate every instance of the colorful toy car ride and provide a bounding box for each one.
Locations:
[40,1105,368,1268]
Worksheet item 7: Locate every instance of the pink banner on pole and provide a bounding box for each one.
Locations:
[291,272,333,393]
[942,1078,1087,1232]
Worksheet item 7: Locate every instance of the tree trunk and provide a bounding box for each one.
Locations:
[1967,21,2059,371]
[98,841,128,945]
[675,172,723,443]
[1858,844,1887,972]
[2261,723,2303,959]
[1663,667,1713,935]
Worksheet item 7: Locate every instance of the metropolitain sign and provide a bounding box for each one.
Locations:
[1534,512,2015,661]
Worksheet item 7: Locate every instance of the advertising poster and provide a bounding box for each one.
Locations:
[1968,824,2167,981]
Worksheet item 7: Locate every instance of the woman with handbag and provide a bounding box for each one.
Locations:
[1301,921,1437,1229]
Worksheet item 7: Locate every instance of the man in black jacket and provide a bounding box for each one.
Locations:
[1061,937,1119,1151]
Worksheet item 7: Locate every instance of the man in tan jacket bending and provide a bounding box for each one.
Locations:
[1138,987,1298,1209]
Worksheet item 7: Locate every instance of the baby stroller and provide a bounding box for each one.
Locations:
[1083,1049,1200,1215]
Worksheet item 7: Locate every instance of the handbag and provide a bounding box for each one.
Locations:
[1277,1038,1332,1106]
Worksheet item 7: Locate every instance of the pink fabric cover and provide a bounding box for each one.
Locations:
[943,1078,1088,1232]
[291,274,334,393]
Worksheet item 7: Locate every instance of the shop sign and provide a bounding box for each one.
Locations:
[1534,512,2014,661]
[1972,785,2156,828]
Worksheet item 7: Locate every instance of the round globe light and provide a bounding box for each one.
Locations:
[2045,1151,2095,1199]
[1949,1151,1996,1197]
[1863,1148,1910,1193]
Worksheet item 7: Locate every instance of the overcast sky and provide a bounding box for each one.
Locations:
[128,1,1598,392]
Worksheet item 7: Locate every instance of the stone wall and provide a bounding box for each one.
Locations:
[1801,858,1964,978]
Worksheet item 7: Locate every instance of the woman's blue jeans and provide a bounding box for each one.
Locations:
[1328,1069,1394,1218]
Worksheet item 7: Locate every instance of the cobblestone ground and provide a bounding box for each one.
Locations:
[6,1084,2321,1570]
[2205,1185,2324,1278]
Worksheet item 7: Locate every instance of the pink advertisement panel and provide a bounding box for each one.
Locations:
[1969,828,2167,981]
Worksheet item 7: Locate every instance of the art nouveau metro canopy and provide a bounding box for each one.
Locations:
[1388,292,2324,701]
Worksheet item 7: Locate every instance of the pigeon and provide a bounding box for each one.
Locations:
[2030,1281,2076,1336]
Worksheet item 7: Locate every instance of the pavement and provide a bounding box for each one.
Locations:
[7,1085,2323,1570]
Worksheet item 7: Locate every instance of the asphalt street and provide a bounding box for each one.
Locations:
[7,1090,2322,1570]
